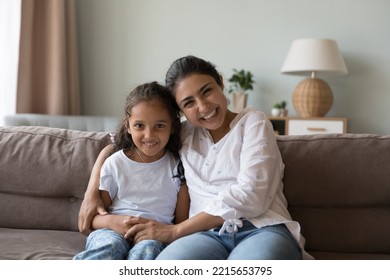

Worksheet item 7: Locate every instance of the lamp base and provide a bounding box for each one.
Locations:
[292,77,333,117]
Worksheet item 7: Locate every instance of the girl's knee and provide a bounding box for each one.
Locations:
[128,240,166,260]
[86,228,130,252]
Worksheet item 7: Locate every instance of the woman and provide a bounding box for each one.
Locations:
[78,55,312,260]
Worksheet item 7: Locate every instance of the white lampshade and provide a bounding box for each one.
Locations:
[281,38,348,76]
[280,38,348,117]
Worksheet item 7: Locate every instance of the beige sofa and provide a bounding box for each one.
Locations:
[1,114,390,260]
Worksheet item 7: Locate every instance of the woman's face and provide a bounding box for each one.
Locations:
[174,73,228,132]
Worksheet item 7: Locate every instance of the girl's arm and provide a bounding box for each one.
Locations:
[124,211,224,244]
[91,190,139,236]
[100,189,112,210]
[92,214,135,236]
[78,144,115,235]
[174,183,190,224]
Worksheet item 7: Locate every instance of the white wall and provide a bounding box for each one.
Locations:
[76,0,390,135]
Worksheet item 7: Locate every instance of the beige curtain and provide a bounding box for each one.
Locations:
[16,0,80,115]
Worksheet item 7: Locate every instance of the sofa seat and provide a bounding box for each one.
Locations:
[0,228,86,260]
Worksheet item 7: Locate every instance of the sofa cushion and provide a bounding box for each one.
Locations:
[0,126,111,231]
[0,228,86,260]
[277,133,390,259]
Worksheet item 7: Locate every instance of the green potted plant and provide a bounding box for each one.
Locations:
[228,69,255,93]
[228,69,255,112]
[271,100,288,117]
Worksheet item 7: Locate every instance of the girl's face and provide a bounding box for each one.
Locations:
[175,73,229,133]
[126,99,173,162]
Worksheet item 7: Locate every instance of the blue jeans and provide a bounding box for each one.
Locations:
[156,221,302,260]
[73,228,166,260]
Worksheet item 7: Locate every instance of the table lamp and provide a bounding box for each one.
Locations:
[281,38,348,117]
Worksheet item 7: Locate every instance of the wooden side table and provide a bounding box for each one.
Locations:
[268,116,347,135]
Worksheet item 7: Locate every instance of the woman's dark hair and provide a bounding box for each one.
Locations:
[165,55,223,96]
[114,81,182,161]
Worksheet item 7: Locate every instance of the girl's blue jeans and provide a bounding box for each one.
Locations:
[156,221,303,260]
[73,228,165,260]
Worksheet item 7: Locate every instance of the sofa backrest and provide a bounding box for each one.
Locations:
[0,126,112,232]
[3,113,120,132]
[277,133,390,259]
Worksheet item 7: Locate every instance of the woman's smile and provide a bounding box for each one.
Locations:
[201,109,217,121]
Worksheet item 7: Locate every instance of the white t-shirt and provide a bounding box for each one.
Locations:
[179,107,312,259]
[99,150,181,225]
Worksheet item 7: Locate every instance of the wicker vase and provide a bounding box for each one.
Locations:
[292,78,333,117]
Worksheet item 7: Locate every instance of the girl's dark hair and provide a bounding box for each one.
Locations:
[114,81,182,161]
[165,55,223,96]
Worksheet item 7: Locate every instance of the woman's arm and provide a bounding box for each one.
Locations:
[124,211,224,244]
[78,144,115,235]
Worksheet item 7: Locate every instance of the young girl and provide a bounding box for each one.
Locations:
[79,56,312,260]
[74,81,189,260]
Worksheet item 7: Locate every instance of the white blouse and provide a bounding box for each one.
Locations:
[180,107,312,259]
